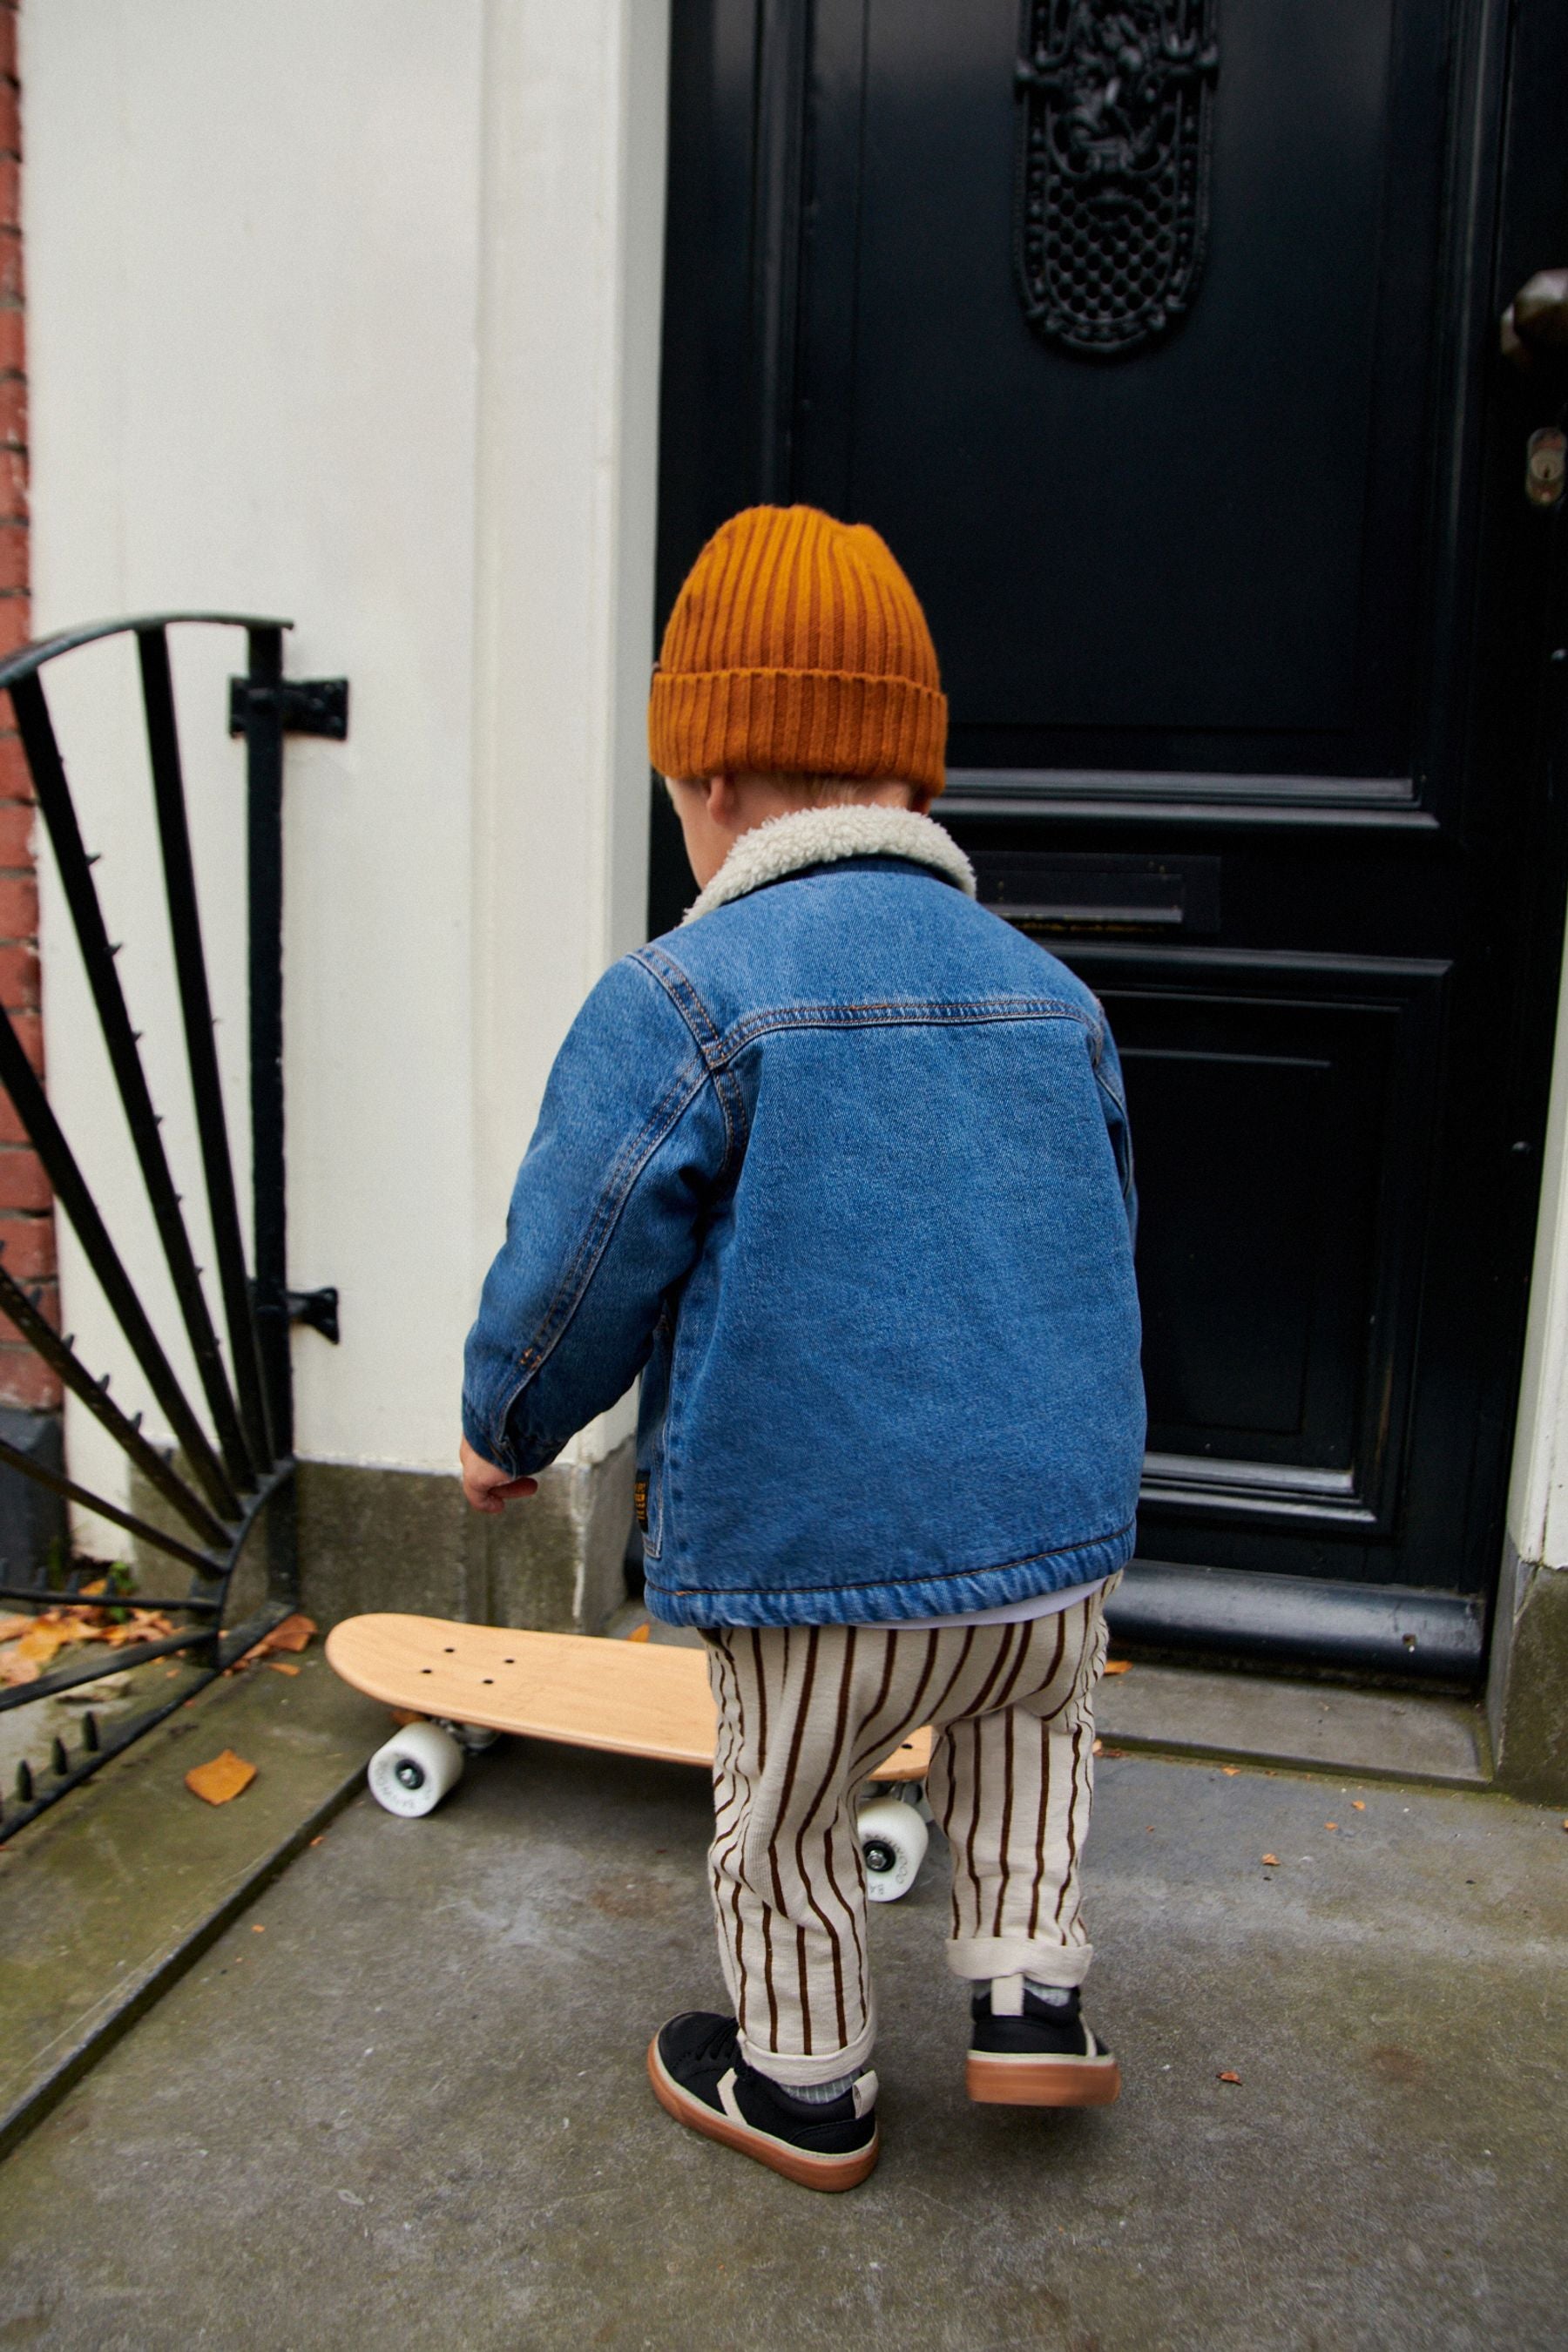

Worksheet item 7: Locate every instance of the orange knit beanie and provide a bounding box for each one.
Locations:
[648,504,948,796]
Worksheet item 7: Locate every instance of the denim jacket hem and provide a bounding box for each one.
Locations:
[645,1517,1139,1631]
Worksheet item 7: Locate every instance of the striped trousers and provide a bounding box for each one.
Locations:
[703,1589,1112,2087]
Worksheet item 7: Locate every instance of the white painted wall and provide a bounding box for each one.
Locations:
[1507,932,1568,1577]
[21,0,665,1535]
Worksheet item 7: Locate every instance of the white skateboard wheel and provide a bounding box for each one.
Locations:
[367,1720,465,1817]
[858,1796,929,1901]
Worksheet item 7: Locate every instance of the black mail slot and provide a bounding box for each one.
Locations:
[973,851,1221,938]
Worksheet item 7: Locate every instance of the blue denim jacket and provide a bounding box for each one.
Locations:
[463,808,1144,1628]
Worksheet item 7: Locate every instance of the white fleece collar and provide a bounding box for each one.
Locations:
[682,805,977,924]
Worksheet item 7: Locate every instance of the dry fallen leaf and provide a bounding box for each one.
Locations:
[1102,1659,1132,1675]
[0,1612,37,1643]
[1352,1800,1367,1812]
[252,1923,265,1934]
[266,1659,301,1677]
[185,1749,257,1806]
[1218,2070,1242,2085]
[103,1611,175,1648]
[0,1652,40,1687]
[1220,1766,1240,1777]
[232,1613,319,1672]
[1261,1854,1280,1868]
[1326,1821,1339,1831]
[14,1620,79,1668]
[628,1621,652,1644]
[261,1612,316,1654]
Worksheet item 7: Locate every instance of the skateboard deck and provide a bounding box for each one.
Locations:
[326,1612,932,1781]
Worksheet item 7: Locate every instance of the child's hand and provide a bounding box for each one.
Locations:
[459,1436,539,1514]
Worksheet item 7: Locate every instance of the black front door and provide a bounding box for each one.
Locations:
[652,0,1568,1683]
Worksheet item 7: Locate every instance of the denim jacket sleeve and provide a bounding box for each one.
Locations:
[461,954,735,1477]
[1092,1017,1139,1246]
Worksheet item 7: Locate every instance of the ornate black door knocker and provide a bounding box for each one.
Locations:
[1014,0,1220,358]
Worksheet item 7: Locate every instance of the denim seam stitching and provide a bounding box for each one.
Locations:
[503,1051,709,1419]
[713,999,1098,1063]
[631,945,749,1169]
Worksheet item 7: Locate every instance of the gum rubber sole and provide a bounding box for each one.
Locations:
[967,2052,1122,2107]
[646,2038,881,2191]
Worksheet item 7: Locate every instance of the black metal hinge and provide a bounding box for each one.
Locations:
[287,1287,340,1344]
[228,678,349,740]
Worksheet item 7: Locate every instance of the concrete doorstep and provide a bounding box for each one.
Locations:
[0,1600,1494,2180]
[0,1645,386,2159]
[1,1709,1564,2349]
[609,1600,1493,1789]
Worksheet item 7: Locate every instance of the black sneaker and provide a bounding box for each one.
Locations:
[647,2012,880,2191]
[967,1984,1121,2107]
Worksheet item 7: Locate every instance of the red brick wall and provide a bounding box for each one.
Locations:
[0,0,58,1414]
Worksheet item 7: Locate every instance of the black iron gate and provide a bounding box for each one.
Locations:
[0,614,342,1837]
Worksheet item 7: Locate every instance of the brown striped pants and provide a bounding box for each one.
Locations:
[703,1589,1112,2087]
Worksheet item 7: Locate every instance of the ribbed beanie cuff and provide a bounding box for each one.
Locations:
[649,665,947,797]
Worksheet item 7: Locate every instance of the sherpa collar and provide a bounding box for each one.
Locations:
[682,805,977,925]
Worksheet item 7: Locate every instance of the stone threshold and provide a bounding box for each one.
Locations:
[1092,1659,1489,1787]
[0,1646,386,2162]
[607,1602,1490,1788]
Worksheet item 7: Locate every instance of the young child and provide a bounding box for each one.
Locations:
[460,504,1144,2192]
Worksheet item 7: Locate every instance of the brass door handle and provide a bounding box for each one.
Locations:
[1501,268,1568,370]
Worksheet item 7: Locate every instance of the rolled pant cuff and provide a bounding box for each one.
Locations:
[737,2003,878,2090]
[945,1936,1093,1989]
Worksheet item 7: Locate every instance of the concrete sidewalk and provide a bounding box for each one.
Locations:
[1,1730,1564,2350]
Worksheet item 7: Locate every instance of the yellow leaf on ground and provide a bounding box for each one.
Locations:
[0,1612,36,1643]
[1352,1800,1367,1811]
[15,1622,79,1666]
[266,1659,301,1677]
[0,1652,40,1686]
[628,1622,652,1644]
[1220,1766,1240,1776]
[102,1615,174,1648]
[1326,1821,1339,1831]
[1218,2070,1242,2085]
[185,1749,257,1805]
[1261,1854,1280,1868]
[1102,1659,1132,1675]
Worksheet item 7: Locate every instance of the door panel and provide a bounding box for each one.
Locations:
[654,0,1568,1681]
[808,0,1434,774]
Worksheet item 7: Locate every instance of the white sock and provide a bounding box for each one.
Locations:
[990,1972,1076,2014]
[765,2065,862,2105]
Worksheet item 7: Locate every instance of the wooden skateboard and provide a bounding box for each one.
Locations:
[327,1612,934,1899]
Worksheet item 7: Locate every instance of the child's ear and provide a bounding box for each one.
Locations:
[707,774,741,822]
